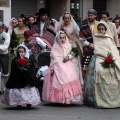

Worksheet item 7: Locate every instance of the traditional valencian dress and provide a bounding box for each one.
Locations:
[12,26,29,45]
[31,20,56,68]
[42,31,83,104]
[58,13,83,85]
[84,32,120,108]
[2,46,40,107]
[9,26,29,71]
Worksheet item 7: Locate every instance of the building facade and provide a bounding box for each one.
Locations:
[0,0,120,26]
[0,0,11,26]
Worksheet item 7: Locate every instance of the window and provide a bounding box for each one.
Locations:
[0,10,3,22]
[0,0,9,7]
[93,0,107,20]
[71,0,83,19]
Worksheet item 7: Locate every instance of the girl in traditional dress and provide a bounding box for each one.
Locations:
[2,45,40,107]
[9,15,29,69]
[11,15,29,49]
[42,31,83,104]
[57,12,83,86]
[21,30,49,68]
[84,21,120,108]
[8,18,18,36]
[28,16,35,29]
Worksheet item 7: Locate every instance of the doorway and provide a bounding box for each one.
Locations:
[93,0,107,20]
[0,10,3,22]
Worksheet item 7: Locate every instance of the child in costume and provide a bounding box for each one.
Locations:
[84,22,120,108]
[42,31,83,104]
[2,45,40,107]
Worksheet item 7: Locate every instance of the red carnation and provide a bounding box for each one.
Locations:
[101,53,115,68]
[17,58,27,65]
[16,58,29,71]
[104,56,113,64]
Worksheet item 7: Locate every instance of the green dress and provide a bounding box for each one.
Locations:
[9,26,29,72]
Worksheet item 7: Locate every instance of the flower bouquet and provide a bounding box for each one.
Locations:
[12,36,21,48]
[69,47,79,57]
[100,53,115,68]
[16,58,30,71]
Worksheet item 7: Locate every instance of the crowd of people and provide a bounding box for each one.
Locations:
[0,7,120,109]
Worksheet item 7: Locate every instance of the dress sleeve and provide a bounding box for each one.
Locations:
[36,37,47,48]
[0,33,10,51]
[74,24,80,38]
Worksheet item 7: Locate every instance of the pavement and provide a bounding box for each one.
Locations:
[0,95,120,120]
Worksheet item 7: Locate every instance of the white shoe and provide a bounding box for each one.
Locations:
[40,77,44,81]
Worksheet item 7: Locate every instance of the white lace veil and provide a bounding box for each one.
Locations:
[57,12,79,32]
[8,18,18,35]
[17,44,30,59]
[56,30,71,51]
[99,20,114,39]
[54,30,71,57]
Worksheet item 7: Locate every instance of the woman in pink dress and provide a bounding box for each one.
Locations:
[57,12,83,85]
[42,31,83,104]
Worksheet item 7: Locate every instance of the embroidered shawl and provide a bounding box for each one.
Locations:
[93,33,120,84]
[80,19,99,43]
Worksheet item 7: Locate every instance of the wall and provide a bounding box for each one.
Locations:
[37,0,45,11]
[82,0,93,20]
[107,0,120,20]
[37,0,70,20]
[0,0,11,26]
[50,0,70,20]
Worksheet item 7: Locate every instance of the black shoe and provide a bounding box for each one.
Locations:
[27,104,32,108]
[17,105,22,108]
[0,91,2,95]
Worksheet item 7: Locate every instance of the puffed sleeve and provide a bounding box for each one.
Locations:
[0,33,10,51]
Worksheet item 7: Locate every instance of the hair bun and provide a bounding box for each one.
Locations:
[20,14,25,18]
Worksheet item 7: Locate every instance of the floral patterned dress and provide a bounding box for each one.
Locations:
[2,57,40,106]
[84,33,120,108]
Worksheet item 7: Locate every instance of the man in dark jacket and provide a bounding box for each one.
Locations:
[79,9,99,70]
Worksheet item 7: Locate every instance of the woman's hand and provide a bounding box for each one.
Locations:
[89,43,94,49]
[46,44,52,49]
[31,45,36,51]
[82,37,87,41]
[63,56,69,63]
[51,69,54,74]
